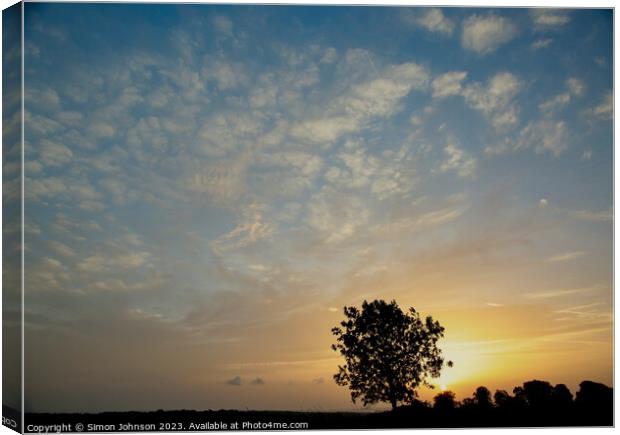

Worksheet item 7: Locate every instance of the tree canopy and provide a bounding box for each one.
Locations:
[331,299,452,410]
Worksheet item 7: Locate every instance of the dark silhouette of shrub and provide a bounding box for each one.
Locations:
[331,299,451,410]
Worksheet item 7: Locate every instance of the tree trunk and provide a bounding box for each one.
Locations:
[390,398,397,411]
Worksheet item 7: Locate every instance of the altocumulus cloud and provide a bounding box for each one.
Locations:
[461,14,518,54]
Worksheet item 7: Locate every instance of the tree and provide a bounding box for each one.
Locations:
[513,380,554,409]
[433,390,457,412]
[473,386,493,408]
[493,389,512,408]
[551,384,573,408]
[331,299,452,410]
[575,380,612,425]
[575,380,612,408]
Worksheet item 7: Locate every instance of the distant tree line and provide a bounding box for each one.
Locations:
[391,379,613,427]
[21,379,612,430]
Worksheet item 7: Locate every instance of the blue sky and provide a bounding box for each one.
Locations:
[16,4,613,412]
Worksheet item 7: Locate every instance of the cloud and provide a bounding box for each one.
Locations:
[573,208,612,222]
[587,92,613,120]
[39,140,74,167]
[520,120,569,157]
[539,92,571,115]
[226,376,242,386]
[440,139,477,178]
[306,189,370,244]
[531,38,553,49]
[257,151,324,197]
[539,78,584,115]
[211,203,275,253]
[486,116,570,157]
[566,78,585,96]
[531,9,570,29]
[371,206,465,238]
[186,153,251,204]
[48,241,76,258]
[412,8,454,36]
[461,14,518,54]
[545,251,587,263]
[432,71,468,98]
[213,15,233,37]
[77,251,151,274]
[525,284,602,300]
[288,117,357,146]
[323,144,415,200]
[462,72,521,128]
[320,47,338,64]
[206,60,247,91]
[89,122,116,139]
[290,60,429,147]
[25,87,61,112]
[251,377,265,385]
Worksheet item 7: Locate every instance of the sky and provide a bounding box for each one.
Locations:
[12,4,613,412]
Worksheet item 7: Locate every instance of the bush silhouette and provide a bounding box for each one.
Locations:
[331,299,452,410]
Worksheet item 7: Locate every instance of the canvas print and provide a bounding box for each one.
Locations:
[2,2,614,432]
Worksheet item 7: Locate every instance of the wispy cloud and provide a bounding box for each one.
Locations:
[531,9,571,29]
[544,251,587,263]
[525,284,603,299]
[587,92,613,120]
[531,38,553,49]
[573,208,613,222]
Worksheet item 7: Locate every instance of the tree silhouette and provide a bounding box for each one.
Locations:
[473,386,493,409]
[331,299,452,410]
[433,390,457,412]
[513,380,554,409]
[551,384,573,407]
[575,380,613,425]
[493,389,512,408]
